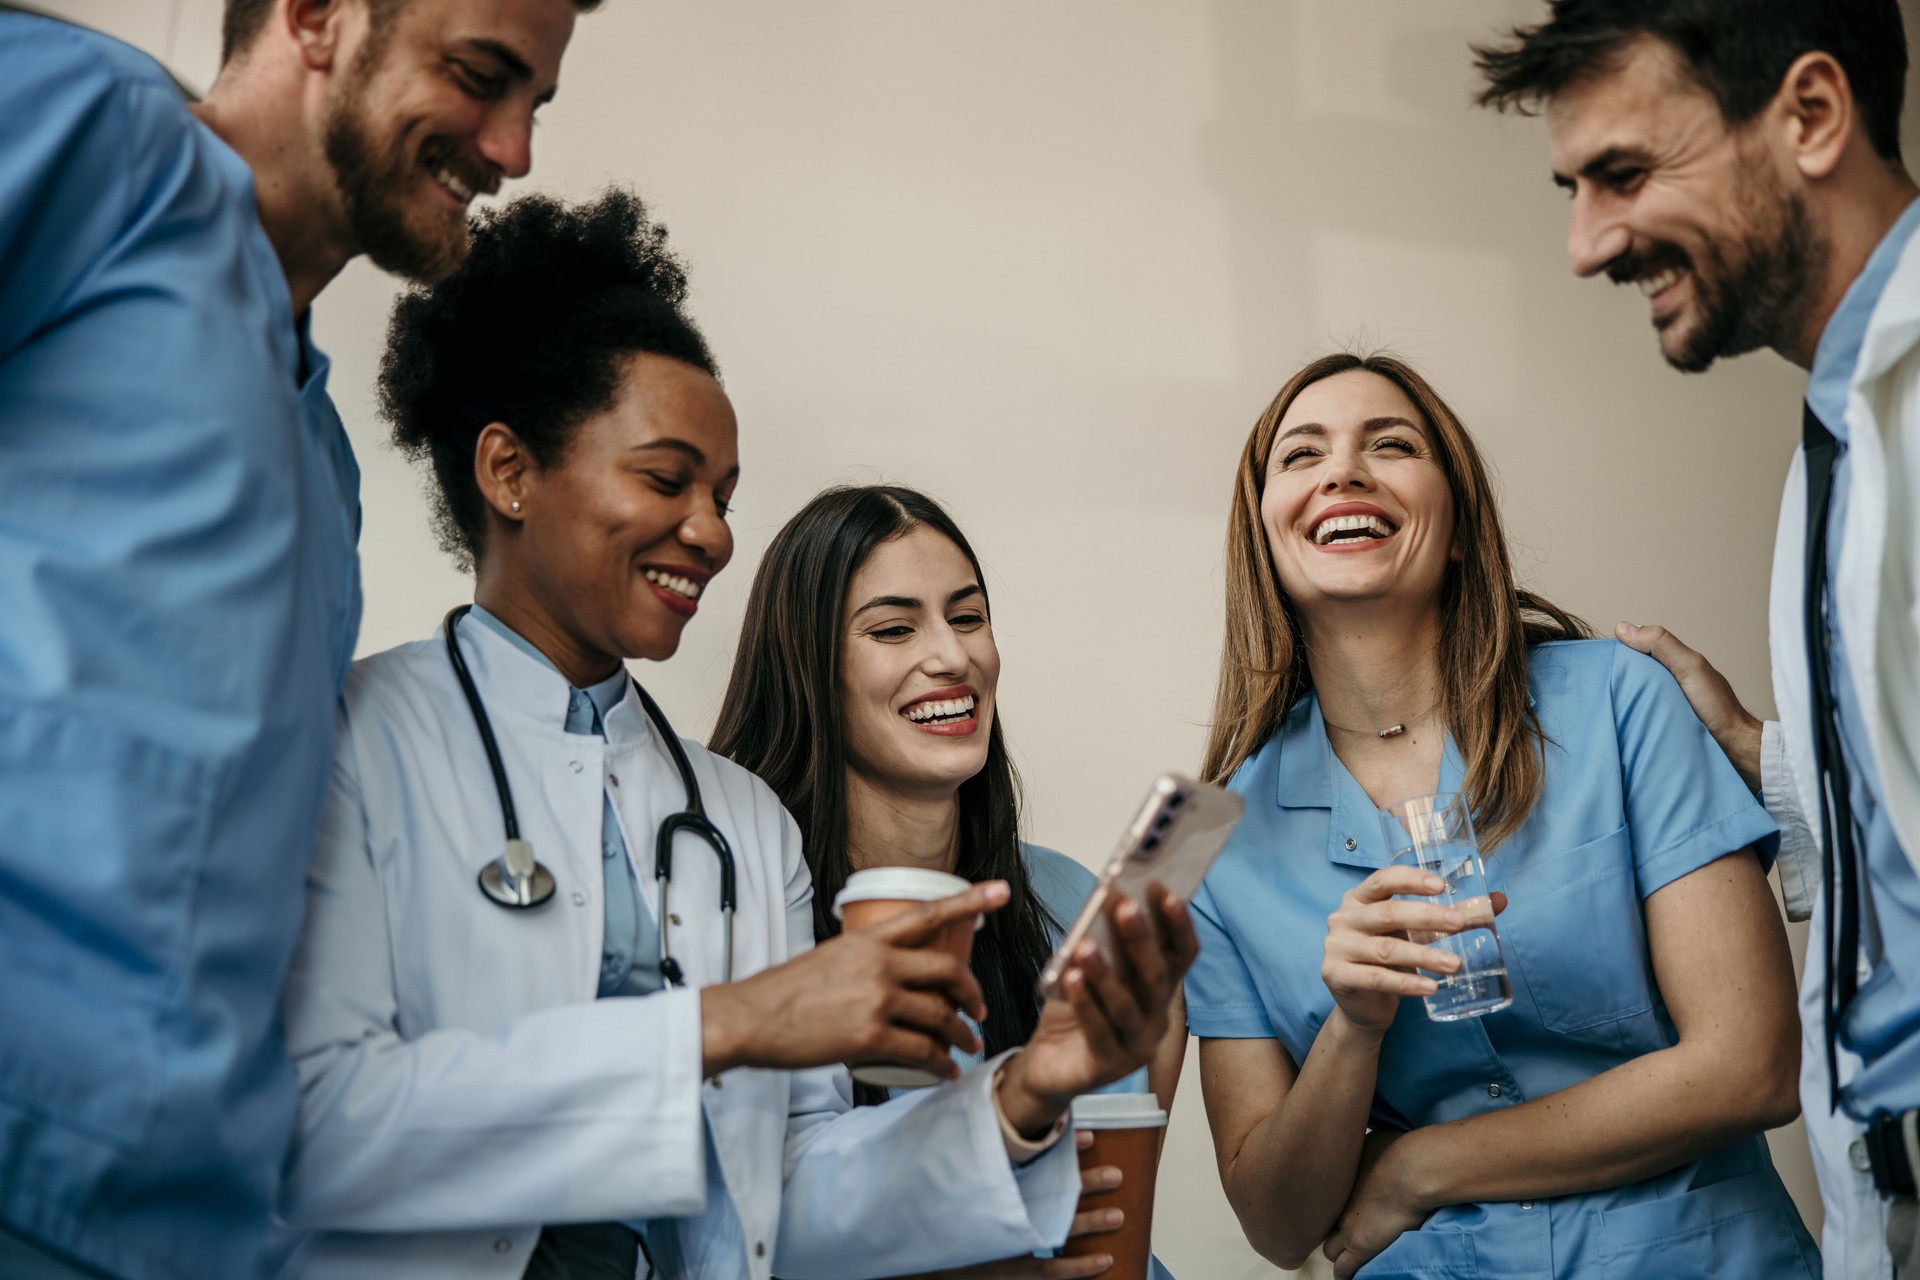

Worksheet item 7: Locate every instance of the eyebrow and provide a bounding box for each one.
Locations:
[852,584,984,618]
[459,39,558,106]
[629,439,740,479]
[1551,145,1648,191]
[1274,415,1420,445]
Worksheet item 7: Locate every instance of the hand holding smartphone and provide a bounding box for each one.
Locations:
[1037,773,1242,998]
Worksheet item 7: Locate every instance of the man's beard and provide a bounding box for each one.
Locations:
[1614,173,1826,374]
[322,61,497,283]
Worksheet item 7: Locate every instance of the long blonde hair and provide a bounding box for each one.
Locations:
[1201,352,1589,850]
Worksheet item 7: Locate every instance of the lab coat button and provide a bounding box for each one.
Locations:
[1344,837,1357,852]
[1850,1138,1873,1172]
[670,913,682,926]
[1487,1083,1502,1098]
[755,1242,766,1258]
[610,772,620,787]
[571,891,587,907]
[569,760,583,774]
[493,1238,512,1254]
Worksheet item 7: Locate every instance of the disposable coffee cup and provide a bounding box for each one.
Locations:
[1063,1092,1167,1280]
[832,867,979,1089]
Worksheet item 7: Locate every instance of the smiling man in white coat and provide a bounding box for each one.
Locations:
[1474,2,1920,1276]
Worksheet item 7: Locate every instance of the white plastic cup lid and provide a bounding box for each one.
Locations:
[832,867,974,920]
[1071,1091,1168,1129]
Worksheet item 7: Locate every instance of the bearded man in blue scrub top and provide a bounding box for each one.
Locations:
[1477,2,1920,1276]
[0,2,585,1276]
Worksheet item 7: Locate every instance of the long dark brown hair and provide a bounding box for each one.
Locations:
[711,485,1058,1073]
[1202,353,1590,850]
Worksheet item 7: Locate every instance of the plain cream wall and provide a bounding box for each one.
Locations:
[45,1,1920,1274]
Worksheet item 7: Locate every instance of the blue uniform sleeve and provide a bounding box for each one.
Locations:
[0,19,193,361]
[1182,878,1277,1039]
[1611,641,1781,899]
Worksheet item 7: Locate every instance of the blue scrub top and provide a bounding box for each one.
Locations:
[0,15,361,1279]
[1185,640,1816,1279]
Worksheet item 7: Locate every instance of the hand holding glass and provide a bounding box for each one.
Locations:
[1379,792,1512,1021]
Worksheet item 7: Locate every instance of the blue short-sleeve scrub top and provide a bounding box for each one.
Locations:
[1184,640,1819,1279]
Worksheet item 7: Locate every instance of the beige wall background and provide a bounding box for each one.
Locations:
[46,0,1920,1273]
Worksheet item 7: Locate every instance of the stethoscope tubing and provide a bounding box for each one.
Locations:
[443,604,736,983]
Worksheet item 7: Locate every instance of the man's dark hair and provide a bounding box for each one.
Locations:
[219,0,598,67]
[1474,0,1908,163]
[380,189,718,569]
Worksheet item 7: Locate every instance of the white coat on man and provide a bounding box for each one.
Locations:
[1763,225,1920,1280]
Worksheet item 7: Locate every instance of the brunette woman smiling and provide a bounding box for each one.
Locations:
[713,485,1186,1280]
[1184,354,1817,1279]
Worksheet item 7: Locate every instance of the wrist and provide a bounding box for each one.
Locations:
[699,983,747,1077]
[995,1052,1071,1141]
[1327,1006,1390,1053]
[1382,1130,1446,1212]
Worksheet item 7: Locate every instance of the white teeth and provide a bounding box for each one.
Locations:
[1310,513,1396,546]
[644,569,702,600]
[1637,267,1683,297]
[904,695,977,723]
[436,168,474,202]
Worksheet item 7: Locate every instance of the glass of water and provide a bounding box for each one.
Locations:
[1379,792,1512,1022]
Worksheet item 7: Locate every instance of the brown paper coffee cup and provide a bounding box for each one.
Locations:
[1062,1093,1167,1280]
[832,868,979,1088]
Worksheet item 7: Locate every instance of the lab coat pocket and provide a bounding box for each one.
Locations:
[1594,1170,1815,1280]
[1355,1228,1476,1277]
[0,699,216,1148]
[1498,825,1653,1035]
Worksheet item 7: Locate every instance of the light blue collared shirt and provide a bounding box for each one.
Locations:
[1806,196,1920,1118]
[467,606,662,996]
[0,13,361,1280]
[1186,641,1814,1278]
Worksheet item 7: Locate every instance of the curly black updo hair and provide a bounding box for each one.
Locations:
[380,188,719,569]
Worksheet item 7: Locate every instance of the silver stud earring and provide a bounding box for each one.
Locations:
[509,500,522,513]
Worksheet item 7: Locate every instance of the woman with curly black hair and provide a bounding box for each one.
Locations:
[273,189,1193,1280]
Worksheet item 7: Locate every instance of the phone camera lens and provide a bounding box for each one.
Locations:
[1140,833,1162,855]
[1168,789,1188,809]
[1153,811,1173,830]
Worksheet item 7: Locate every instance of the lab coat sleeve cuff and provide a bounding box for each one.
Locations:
[992,1058,1070,1165]
[975,1051,1080,1247]
[1761,719,1819,922]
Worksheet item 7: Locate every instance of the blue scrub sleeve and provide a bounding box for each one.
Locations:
[0,23,188,358]
[1611,642,1781,899]
[1182,879,1277,1038]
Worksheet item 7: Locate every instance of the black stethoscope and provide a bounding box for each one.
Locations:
[443,605,737,985]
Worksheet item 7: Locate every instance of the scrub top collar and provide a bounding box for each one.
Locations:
[445,605,653,744]
[1271,692,1467,871]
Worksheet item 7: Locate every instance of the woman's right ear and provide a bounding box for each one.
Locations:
[473,422,530,522]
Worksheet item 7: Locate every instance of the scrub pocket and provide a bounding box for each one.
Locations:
[1357,1228,1476,1277]
[1594,1170,1816,1280]
[1499,825,1654,1034]
[0,700,215,1148]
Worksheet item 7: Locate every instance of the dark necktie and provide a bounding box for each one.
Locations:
[1802,401,1864,1110]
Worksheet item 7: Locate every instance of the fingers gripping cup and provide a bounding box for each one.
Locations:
[831,867,981,1088]
[1063,1093,1167,1280]
[1380,792,1513,1022]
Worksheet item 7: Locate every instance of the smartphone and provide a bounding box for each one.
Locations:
[1036,773,1244,999]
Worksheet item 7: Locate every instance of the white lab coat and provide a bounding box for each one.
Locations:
[1759,226,1920,1279]
[277,614,1078,1279]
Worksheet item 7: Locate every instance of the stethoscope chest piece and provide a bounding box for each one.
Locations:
[479,837,556,909]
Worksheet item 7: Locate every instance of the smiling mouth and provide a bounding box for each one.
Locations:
[433,167,476,203]
[1636,265,1684,298]
[643,568,705,608]
[1311,513,1398,546]
[904,695,976,725]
